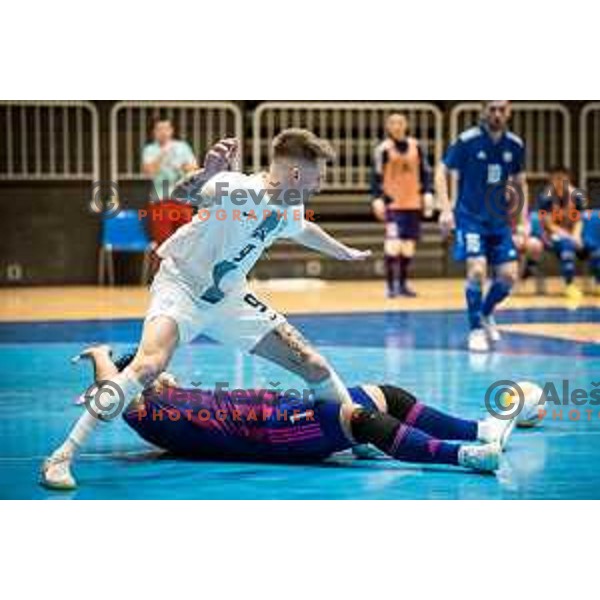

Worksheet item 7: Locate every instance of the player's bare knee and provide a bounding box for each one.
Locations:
[384,239,401,257]
[301,354,331,384]
[468,266,486,284]
[400,240,416,257]
[498,264,518,286]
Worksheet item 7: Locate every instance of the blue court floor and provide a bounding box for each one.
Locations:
[1,307,599,499]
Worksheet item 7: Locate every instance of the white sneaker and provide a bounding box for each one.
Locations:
[468,328,490,352]
[458,443,500,473]
[478,415,518,450]
[40,454,77,491]
[481,315,502,343]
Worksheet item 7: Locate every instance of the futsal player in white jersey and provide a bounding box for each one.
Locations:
[42,129,371,489]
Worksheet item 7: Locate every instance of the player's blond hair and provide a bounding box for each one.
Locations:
[272,128,335,163]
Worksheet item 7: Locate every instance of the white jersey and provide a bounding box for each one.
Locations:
[157,171,305,303]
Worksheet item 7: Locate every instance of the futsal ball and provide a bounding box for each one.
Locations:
[515,381,545,428]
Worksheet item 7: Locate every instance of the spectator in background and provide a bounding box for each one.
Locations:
[142,118,198,246]
[371,113,434,298]
[512,203,544,283]
[537,165,600,304]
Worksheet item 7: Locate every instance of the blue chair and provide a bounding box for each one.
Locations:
[98,210,154,285]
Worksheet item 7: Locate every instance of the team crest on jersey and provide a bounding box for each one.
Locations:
[477,151,487,160]
[503,151,513,163]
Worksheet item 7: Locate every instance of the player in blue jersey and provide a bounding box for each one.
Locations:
[41,344,536,490]
[536,165,600,305]
[436,101,529,352]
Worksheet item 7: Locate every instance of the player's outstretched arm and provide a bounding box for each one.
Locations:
[435,162,455,236]
[291,221,371,260]
[172,138,238,203]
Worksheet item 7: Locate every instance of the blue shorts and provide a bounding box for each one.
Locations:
[123,386,377,462]
[454,224,518,265]
[386,209,421,241]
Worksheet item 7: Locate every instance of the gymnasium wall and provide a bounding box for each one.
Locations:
[0,100,595,285]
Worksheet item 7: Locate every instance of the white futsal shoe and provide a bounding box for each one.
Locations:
[468,328,490,353]
[477,414,518,450]
[458,443,500,473]
[481,315,502,343]
[41,454,77,491]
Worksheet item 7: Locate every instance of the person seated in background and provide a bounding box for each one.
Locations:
[142,118,198,247]
[582,208,600,295]
[371,113,434,298]
[56,344,535,489]
[512,209,544,282]
[536,165,599,303]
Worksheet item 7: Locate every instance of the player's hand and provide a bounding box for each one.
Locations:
[372,198,386,222]
[438,208,455,237]
[513,233,526,251]
[203,138,239,176]
[154,372,178,392]
[515,221,530,239]
[339,247,372,261]
[423,192,435,219]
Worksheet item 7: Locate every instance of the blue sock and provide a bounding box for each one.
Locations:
[465,280,483,329]
[405,402,478,441]
[352,411,460,466]
[560,255,576,285]
[482,279,512,317]
[556,239,577,285]
[387,424,460,465]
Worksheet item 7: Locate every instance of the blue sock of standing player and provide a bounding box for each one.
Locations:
[465,279,483,329]
[482,278,512,318]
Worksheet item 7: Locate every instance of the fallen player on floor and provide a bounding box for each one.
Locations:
[43,345,536,489]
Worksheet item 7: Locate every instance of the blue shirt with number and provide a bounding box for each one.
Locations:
[443,124,525,232]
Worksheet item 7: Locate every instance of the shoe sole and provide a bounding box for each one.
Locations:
[39,476,77,491]
[40,460,77,491]
[498,417,518,450]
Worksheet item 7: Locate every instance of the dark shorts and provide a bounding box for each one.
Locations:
[123,387,376,462]
[385,209,422,241]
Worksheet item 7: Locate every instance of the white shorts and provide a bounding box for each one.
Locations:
[145,260,286,350]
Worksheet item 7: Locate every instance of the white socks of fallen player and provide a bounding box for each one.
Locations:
[52,369,145,461]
